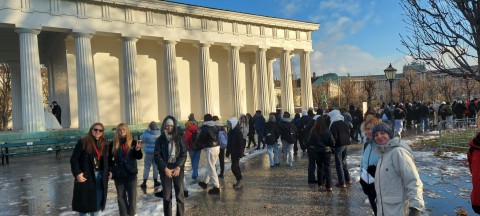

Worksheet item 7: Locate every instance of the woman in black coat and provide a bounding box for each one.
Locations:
[226,117,245,189]
[109,123,143,216]
[70,122,110,215]
[308,116,335,192]
[246,113,257,148]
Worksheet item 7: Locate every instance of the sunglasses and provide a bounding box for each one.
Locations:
[93,128,104,132]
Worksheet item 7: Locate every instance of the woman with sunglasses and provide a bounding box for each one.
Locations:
[109,123,143,216]
[373,122,424,216]
[70,123,110,216]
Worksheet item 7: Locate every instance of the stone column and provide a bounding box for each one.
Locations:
[122,36,140,124]
[199,42,213,115]
[300,50,314,110]
[9,64,22,131]
[16,28,45,132]
[280,49,294,115]
[163,39,181,120]
[256,47,269,115]
[267,58,276,112]
[230,45,243,117]
[251,61,258,111]
[73,32,99,129]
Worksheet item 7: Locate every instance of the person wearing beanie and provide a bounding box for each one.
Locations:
[373,122,424,216]
[154,116,187,216]
[328,109,351,188]
[197,113,221,195]
[140,121,161,189]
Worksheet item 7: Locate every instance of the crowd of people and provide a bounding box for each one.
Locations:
[69,103,433,216]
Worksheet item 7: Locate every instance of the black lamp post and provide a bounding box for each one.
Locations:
[384,63,397,108]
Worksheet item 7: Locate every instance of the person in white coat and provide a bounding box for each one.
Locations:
[373,123,424,216]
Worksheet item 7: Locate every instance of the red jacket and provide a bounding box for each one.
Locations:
[468,132,480,208]
[183,124,198,151]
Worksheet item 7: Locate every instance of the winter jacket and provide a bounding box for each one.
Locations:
[263,121,280,145]
[329,110,351,146]
[154,116,187,171]
[393,108,405,120]
[360,139,380,184]
[70,138,110,212]
[109,138,143,180]
[417,105,429,118]
[374,137,424,216]
[140,129,161,154]
[197,121,219,149]
[307,129,335,153]
[183,124,199,151]
[279,118,297,144]
[454,102,466,119]
[468,132,480,212]
[240,122,249,139]
[226,118,245,159]
[254,114,266,132]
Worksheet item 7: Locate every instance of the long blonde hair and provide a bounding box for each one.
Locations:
[112,123,133,158]
[361,115,382,134]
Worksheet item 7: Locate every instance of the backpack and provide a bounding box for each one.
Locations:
[265,125,278,145]
[280,122,296,144]
[218,130,228,149]
[190,130,201,150]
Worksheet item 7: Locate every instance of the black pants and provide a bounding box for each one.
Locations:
[360,179,377,215]
[160,166,185,216]
[247,133,256,147]
[114,175,137,216]
[218,148,225,175]
[315,152,331,188]
[307,150,316,182]
[231,157,242,181]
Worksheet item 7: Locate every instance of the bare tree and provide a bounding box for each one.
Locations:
[340,76,355,108]
[400,0,480,80]
[397,78,409,102]
[438,76,456,102]
[403,70,419,100]
[424,73,438,101]
[461,77,476,100]
[0,64,12,130]
[363,76,376,109]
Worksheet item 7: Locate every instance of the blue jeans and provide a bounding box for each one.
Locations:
[266,143,279,166]
[143,153,158,180]
[333,146,350,184]
[79,171,102,216]
[189,149,201,179]
[419,117,429,132]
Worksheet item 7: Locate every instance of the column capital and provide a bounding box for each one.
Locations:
[15,28,41,35]
[197,41,212,48]
[163,39,178,45]
[121,35,141,41]
[302,49,314,53]
[72,32,94,39]
[258,46,269,51]
[230,43,243,48]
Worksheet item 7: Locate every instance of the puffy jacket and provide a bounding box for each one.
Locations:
[140,129,160,154]
[393,108,405,120]
[197,121,219,148]
[254,114,266,132]
[360,139,380,184]
[374,137,424,216]
[263,121,280,145]
[154,116,187,171]
[468,132,480,211]
[183,124,199,151]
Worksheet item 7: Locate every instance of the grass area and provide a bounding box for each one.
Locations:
[415,128,477,153]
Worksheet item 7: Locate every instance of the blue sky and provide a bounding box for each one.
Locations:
[169,0,410,77]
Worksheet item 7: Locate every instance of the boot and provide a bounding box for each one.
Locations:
[154,179,161,188]
[233,179,243,189]
[140,180,147,189]
[208,187,220,194]
[184,190,189,198]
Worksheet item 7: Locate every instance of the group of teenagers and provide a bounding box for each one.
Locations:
[69,113,248,216]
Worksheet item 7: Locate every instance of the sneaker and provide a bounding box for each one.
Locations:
[218,174,224,178]
[154,190,163,198]
[198,181,208,190]
[234,180,243,189]
[208,187,220,194]
[184,190,189,198]
[154,181,161,188]
[335,183,346,188]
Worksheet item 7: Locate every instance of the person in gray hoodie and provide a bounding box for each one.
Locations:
[373,123,424,216]
[140,121,161,189]
[328,109,352,188]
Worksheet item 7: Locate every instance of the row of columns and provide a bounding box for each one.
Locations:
[12,28,312,132]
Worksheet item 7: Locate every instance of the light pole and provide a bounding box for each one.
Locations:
[384,63,397,108]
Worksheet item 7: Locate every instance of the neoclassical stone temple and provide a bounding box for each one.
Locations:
[0,0,319,132]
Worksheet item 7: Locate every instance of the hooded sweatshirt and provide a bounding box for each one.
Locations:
[328,110,350,146]
[226,117,244,159]
[154,116,187,171]
[374,137,424,216]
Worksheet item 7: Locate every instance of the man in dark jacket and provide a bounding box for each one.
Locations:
[328,110,351,188]
[254,110,266,150]
[279,112,297,167]
[297,111,311,155]
[51,101,62,124]
[197,114,221,194]
[154,116,187,216]
[226,117,245,189]
[264,115,280,167]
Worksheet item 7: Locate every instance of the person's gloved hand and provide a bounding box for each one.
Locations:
[408,207,420,216]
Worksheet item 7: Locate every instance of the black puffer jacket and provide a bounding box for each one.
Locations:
[154,116,187,171]
[226,120,245,159]
[197,120,219,148]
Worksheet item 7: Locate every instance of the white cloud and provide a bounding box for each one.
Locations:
[281,0,305,17]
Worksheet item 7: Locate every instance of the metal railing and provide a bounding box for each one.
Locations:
[438,118,477,149]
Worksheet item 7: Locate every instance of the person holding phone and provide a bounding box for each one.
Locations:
[109,123,143,216]
[154,116,187,216]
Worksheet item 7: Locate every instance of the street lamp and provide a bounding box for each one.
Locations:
[384,63,397,108]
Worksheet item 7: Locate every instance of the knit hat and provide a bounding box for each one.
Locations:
[165,119,174,126]
[372,123,394,139]
[149,121,159,130]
